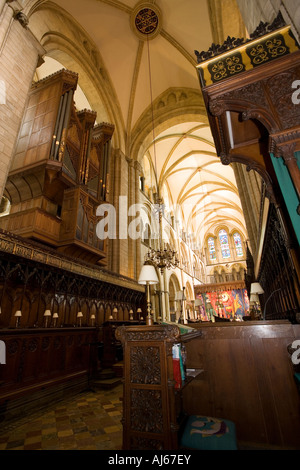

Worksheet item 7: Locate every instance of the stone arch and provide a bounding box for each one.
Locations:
[168,273,181,320]
[132,87,208,165]
[27,3,124,149]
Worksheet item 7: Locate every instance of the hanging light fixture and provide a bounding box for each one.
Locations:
[141,16,179,274]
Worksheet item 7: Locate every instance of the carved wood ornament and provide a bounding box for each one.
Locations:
[195,13,300,318]
[116,324,182,450]
[196,13,300,211]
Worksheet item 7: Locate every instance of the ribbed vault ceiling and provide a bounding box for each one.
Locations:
[29,0,247,247]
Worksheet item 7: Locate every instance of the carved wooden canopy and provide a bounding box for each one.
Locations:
[195,15,300,213]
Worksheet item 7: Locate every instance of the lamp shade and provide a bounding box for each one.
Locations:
[90,314,95,319]
[77,312,83,318]
[175,290,186,301]
[250,282,264,295]
[250,294,259,303]
[53,313,58,319]
[175,291,182,301]
[113,308,118,313]
[14,310,22,317]
[138,265,159,285]
[44,310,51,317]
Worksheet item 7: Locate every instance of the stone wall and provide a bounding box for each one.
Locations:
[237,0,300,42]
[0,1,44,197]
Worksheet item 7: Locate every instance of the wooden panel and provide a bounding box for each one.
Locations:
[0,328,98,404]
[183,322,300,448]
[116,324,183,450]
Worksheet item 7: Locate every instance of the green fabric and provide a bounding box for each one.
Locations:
[295,373,300,385]
[162,321,196,335]
[270,152,300,245]
[180,415,237,450]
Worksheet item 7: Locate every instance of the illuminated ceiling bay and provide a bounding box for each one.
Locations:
[145,121,247,247]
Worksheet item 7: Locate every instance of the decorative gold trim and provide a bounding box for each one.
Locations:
[0,229,144,292]
[197,26,299,87]
[195,280,246,294]
[130,2,162,41]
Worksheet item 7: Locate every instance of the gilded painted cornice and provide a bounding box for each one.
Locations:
[0,229,144,292]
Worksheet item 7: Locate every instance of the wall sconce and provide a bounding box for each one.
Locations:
[53,312,58,327]
[113,307,118,321]
[137,307,143,321]
[14,310,22,328]
[77,311,83,327]
[44,310,51,328]
[90,314,96,327]
[250,282,264,320]
[129,309,134,321]
[138,263,159,326]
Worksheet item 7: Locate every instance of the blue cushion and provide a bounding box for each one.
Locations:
[180,415,238,450]
[295,373,300,385]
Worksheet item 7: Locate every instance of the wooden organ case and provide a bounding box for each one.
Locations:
[0,69,114,266]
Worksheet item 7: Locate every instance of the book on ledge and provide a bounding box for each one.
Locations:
[186,368,204,378]
[172,343,186,387]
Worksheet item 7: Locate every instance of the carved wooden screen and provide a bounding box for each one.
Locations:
[116,324,181,450]
[258,203,300,322]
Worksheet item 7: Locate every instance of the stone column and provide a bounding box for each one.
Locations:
[110,148,120,273]
[127,157,135,279]
[228,233,234,260]
[134,160,142,280]
[232,162,259,255]
[157,272,166,322]
[111,149,130,276]
[0,1,45,197]
[0,0,8,16]
[163,271,170,322]
[0,1,28,54]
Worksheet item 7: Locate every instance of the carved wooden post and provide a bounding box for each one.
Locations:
[271,139,300,214]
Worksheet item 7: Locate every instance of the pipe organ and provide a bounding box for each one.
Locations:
[0,69,114,266]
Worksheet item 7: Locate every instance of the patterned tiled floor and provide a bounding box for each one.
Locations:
[0,384,123,450]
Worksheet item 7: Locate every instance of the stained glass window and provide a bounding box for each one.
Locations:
[208,237,216,260]
[233,232,243,257]
[219,229,230,259]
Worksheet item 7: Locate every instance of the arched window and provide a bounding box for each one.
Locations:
[208,237,216,260]
[233,232,243,257]
[219,229,230,259]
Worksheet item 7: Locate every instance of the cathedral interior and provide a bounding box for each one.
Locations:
[0,0,300,452]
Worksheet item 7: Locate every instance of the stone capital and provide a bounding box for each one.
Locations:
[6,1,28,28]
